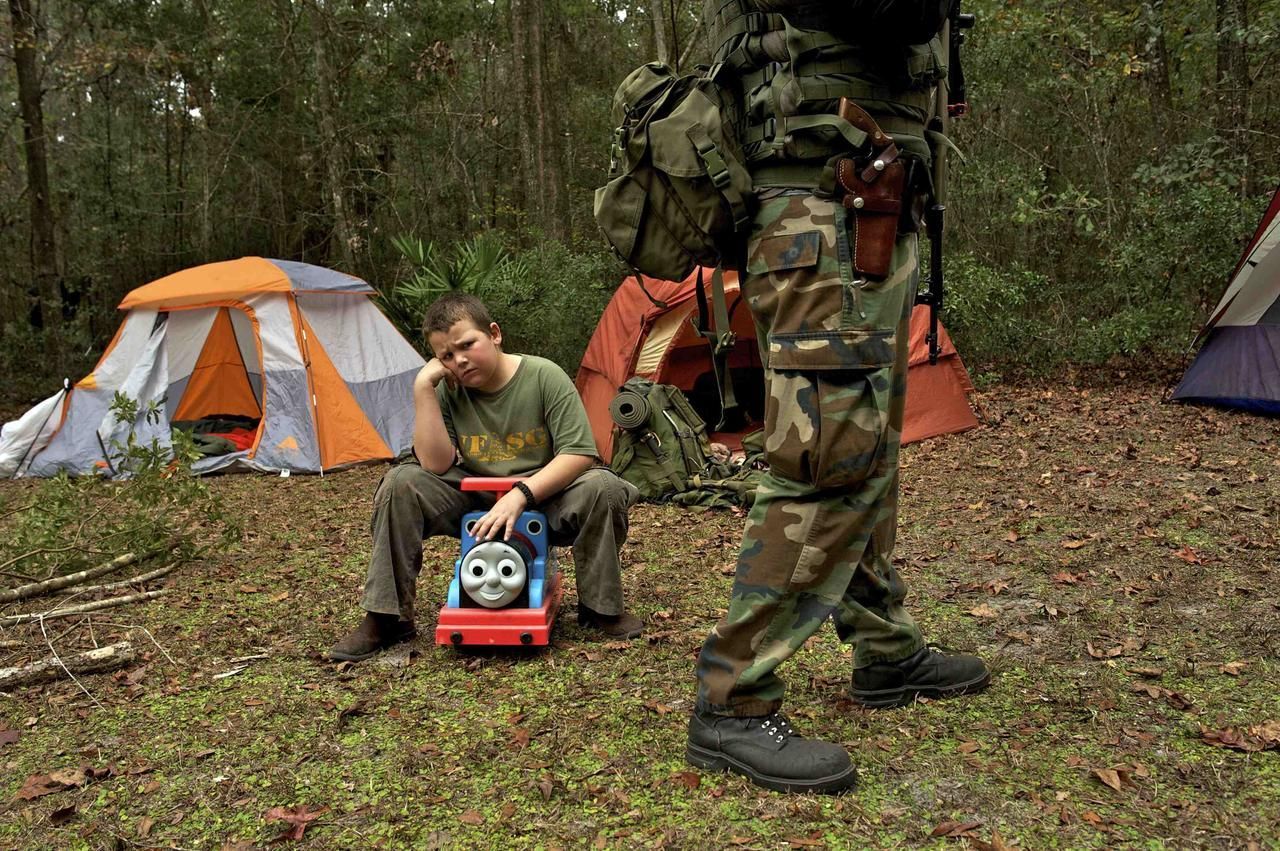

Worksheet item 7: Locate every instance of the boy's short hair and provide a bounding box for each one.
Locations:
[422,292,494,338]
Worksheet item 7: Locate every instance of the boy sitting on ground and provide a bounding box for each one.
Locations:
[330,293,643,660]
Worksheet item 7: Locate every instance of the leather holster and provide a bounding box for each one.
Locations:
[834,98,907,280]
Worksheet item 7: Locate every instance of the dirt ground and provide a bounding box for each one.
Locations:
[0,381,1277,849]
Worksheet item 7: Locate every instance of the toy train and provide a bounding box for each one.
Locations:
[434,477,563,647]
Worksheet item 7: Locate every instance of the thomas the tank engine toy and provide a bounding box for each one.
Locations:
[434,477,562,647]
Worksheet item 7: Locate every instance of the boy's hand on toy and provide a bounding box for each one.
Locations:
[472,489,528,542]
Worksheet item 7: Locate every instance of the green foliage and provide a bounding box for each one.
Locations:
[4,0,1280,381]
[0,395,236,582]
[943,0,1279,373]
[379,232,617,372]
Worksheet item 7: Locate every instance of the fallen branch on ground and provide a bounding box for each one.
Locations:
[57,564,177,597]
[0,534,184,604]
[0,639,137,689]
[1,590,169,625]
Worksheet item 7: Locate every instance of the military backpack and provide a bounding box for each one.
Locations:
[608,378,721,501]
[593,62,754,283]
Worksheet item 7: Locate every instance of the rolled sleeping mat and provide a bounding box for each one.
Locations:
[609,389,650,431]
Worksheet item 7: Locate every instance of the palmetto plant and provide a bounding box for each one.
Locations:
[378,234,531,347]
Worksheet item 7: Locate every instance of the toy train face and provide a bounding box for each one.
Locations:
[435,486,563,647]
[459,538,530,608]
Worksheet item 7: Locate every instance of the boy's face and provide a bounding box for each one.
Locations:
[428,318,503,390]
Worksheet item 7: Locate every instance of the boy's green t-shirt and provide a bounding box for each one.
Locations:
[436,355,598,477]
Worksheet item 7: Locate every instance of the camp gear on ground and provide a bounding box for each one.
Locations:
[850,646,991,708]
[607,378,769,508]
[0,257,425,477]
[575,270,978,465]
[1172,183,1280,415]
[609,378,718,500]
[593,62,753,283]
[686,710,858,794]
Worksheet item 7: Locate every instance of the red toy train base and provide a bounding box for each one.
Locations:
[435,571,564,646]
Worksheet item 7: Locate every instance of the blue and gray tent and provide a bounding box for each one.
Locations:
[1173,187,1280,416]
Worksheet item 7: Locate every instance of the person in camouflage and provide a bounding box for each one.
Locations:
[686,0,989,794]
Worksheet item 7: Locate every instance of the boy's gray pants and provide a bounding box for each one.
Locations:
[360,463,640,620]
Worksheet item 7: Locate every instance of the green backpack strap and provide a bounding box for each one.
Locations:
[640,429,690,494]
[693,266,739,430]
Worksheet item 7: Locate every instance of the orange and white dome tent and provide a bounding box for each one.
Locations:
[0,258,425,477]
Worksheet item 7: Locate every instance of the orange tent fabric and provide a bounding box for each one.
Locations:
[575,269,978,462]
[297,313,392,469]
[172,307,262,422]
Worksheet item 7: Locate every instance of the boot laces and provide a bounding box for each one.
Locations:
[758,713,794,744]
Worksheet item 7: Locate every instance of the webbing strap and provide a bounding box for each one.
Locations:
[640,431,689,493]
[686,123,751,231]
[743,112,869,159]
[694,266,739,429]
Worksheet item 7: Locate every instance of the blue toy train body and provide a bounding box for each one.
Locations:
[435,478,563,646]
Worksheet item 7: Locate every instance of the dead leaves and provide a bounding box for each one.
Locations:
[1219,660,1248,677]
[1200,721,1280,753]
[1085,637,1143,659]
[1171,545,1203,565]
[671,770,701,790]
[931,819,982,837]
[967,603,999,619]
[264,804,329,841]
[1092,762,1150,793]
[1131,683,1194,711]
[1092,767,1124,792]
[14,765,113,800]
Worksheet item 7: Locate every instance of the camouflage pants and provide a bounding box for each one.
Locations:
[696,191,925,717]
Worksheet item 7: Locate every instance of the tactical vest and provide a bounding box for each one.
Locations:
[705,0,948,184]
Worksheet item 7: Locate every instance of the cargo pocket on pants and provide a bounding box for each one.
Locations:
[762,329,897,489]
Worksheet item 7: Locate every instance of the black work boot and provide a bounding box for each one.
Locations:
[327,612,417,662]
[685,710,857,794]
[851,646,990,708]
[577,604,643,640]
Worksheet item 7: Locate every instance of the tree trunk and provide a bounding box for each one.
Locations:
[650,0,671,65]
[1215,0,1250,195]
[510,0,534,221]
[510,0,567,239]
[1138,1,1172,126]
[311,0,356,269]
[9,0,63,372]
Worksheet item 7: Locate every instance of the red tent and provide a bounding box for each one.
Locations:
[575,269,979,462]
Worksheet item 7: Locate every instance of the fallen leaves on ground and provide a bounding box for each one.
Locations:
[1200,721,1280,752]
[14,765,112,800]
[931,819,982,837]
[1132,683,1194,710]
[263,804,329,841]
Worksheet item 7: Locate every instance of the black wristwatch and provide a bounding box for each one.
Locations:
[513,481,538,509]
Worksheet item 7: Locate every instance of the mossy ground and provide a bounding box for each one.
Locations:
[1,382,1277,849]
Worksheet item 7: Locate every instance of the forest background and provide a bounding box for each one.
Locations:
[3,0,1277,403]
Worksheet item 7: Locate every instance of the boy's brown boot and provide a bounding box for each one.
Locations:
[328,612,417,662]
[577,604,643,640]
